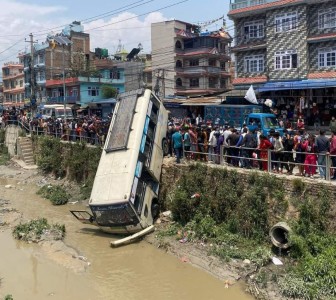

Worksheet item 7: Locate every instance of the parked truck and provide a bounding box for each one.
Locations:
[204,105,283,136]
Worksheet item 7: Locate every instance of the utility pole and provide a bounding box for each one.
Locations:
[29,33,36,109]
[154,69,165,98]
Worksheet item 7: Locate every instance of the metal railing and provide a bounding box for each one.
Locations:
[176,143,336,182]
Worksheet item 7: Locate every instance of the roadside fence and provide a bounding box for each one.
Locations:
[180,143,336,182]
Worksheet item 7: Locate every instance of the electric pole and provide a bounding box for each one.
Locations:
[29,33,36,106]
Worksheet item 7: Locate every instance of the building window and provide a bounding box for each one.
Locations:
[52,89,58,98]
[176,78,182,87]
[176,60,183,68]
[319,8,336,29]
[275,50,298,69]
[275,12,298,33]
[209,59,217,67]
[318,47,336,67]
[220,78,226,89]
[209,77,217,88]
[175,40,182,49]
[19,80,23,87]
[72,88,78,97]
[220,62,227,71]
[190,78,199,87]
[109,69,120,79]
[189,59,199,67]
[243,20,264,39]
[88,86,99,96]
[244,55,264,73]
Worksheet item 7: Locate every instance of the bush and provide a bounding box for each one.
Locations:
[37,185,69,205]
[13,218,66,242]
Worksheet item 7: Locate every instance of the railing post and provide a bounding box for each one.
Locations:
[326,153,331,181]
[267,149,272,173]
[220,145,224,165]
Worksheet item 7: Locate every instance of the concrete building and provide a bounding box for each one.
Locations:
[229,0,336,125]
[151,20,232,98]
[2,62,25,107]
[22,21,91,105]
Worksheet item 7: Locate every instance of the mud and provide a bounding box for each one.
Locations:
[0,161,253,300]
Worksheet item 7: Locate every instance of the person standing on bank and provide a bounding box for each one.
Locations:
[315,130,330,179]
[172,128,183,164]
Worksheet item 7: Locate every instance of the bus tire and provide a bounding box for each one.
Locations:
[151,202,160,220]
[162,139,169,156]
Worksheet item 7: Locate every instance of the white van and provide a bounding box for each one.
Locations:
[39,104,73,120]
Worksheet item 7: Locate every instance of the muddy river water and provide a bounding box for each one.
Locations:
[0,176,253,300]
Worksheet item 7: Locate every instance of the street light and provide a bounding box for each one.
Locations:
[52,35,72,121]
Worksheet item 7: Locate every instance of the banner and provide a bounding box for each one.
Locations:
[244,85,258,104]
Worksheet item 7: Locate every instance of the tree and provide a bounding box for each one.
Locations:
[101,85,118,98]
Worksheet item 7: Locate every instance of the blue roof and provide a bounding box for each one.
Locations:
[248,113,276,118]
[257,79,336,93]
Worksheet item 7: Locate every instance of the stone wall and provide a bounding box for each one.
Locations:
[159,162,336,231]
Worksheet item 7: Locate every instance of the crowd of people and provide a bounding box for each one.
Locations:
[168,118,336,180]
[0,106,111,146]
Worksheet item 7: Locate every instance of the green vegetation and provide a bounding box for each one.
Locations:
[35,136,101,199]
[4,295,13,300]
[13,218,65,242]
[163,164,335,299]
[0,129,10,165]
[101,85,118,98]
[37,185,70,205]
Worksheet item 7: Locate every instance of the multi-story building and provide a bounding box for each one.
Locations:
[2,62,25,107]
[229,0,336,125]
[151,20,232,98]
[22,21,91,105]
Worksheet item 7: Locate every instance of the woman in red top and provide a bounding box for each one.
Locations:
[302,135,317,178]
[258,135,273,171]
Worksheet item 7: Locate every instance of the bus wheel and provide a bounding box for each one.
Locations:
[151,202,160,220]
[162,139,169,156]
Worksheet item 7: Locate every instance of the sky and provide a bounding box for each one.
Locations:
[0,0,232,67]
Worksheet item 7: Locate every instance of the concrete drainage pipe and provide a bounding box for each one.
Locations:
[270,222,291,249]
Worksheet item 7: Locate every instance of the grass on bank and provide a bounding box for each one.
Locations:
[0,129,10,165]
[37,185,70,205]
[161,164,335,299]
[13,218,65,242]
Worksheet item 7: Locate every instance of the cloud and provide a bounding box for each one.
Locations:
[85,11,167,55]
[0,1,167,66]
[0,0,66,63]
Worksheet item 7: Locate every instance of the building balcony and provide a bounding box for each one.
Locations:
[175,85,227,96]
[175,47,230,59]
[46,96,78,104]
[176,66,230,76]
[230,0,278,10]
[2,73,24,80]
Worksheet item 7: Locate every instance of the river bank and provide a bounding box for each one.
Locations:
[0,160,253,300]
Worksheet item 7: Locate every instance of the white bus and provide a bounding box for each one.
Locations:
[39,104,74,120]
[71,89,168,234]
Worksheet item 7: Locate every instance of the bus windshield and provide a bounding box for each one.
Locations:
[91,203,139,226]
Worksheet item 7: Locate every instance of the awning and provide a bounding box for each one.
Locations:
[257,80,336,93]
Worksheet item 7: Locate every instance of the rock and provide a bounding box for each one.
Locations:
[5,185,12,189]
[155,218,161,224]
[243,259,251,264]
[162,210,172,217]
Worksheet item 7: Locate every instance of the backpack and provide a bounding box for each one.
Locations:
[246,133,257,148]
